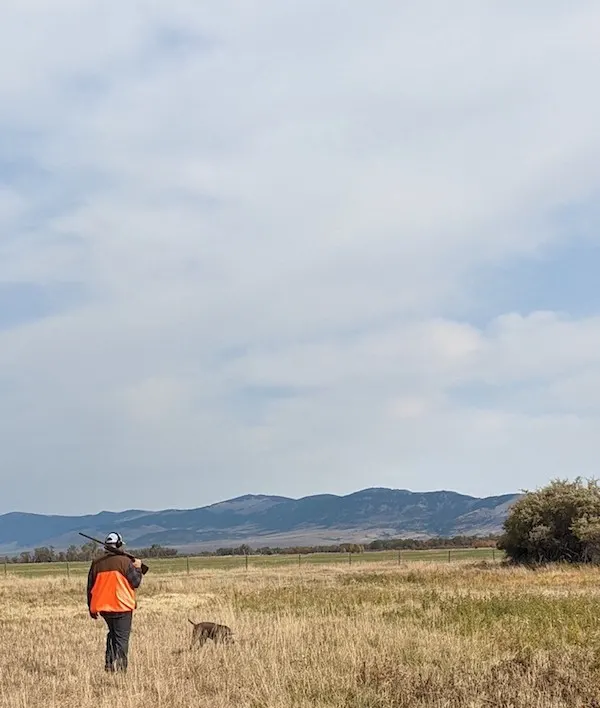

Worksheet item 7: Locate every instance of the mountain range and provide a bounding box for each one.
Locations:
[0,488,518,554]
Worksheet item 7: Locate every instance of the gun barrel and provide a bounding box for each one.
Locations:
[78,532,149,574]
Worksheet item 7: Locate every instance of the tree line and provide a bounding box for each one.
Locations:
[2,534,499,564]
[2,542,179,564]
[211,534,498,556]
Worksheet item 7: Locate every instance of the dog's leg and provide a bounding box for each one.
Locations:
[191,627,204,649]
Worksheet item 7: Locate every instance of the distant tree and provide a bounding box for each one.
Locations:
[215,544,253,556]
[66,545,80,562]
[128,545,178,559]
[79,541,98,561]
[33,547,54,563]
[498,478,600,563]
[340,543,363,553]
[216,547,234,556]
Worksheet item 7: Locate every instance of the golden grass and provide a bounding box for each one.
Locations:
[2,560,600,707]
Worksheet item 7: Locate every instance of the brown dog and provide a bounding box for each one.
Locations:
[188,619,234,648]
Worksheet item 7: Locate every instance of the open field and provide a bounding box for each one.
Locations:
[2,547,499,576]
[3,559,600,707]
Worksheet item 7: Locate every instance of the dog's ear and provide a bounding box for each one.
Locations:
[188,618,196,626]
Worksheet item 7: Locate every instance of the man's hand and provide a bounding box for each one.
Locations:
[89,611,98,620]
[132,558,142,569]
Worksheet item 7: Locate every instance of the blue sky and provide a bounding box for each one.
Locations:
[1,1,600,514]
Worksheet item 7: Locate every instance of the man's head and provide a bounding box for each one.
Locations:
[104,532,124,549]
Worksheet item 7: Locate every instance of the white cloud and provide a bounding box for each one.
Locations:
[120,377,191,427]
[1,1,600,513]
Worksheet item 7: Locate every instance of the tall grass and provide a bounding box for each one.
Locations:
[1,560,600,707]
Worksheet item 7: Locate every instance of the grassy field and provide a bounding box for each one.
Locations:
[2,558,600,707]
[2,547,499,576]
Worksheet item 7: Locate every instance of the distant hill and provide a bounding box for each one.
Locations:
[0,488,519,554]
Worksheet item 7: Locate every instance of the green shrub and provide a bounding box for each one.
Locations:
[498,478,600,563]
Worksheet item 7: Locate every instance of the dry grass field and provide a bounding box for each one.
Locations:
[2,560,600,707]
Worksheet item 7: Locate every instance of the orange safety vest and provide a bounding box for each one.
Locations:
[88,554,138,613]
[90,570,137,613]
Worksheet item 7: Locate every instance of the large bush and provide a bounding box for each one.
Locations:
[498,478,600,563]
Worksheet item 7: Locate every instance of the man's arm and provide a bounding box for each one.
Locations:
[87,564,97,617]
[124,559,143,589]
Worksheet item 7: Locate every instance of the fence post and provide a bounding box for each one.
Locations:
[448,550,451,563]
[398,550,401,565]
[66,562,70,578]
[348,552,352,566]
[298,554,301,568]
[492,549,495,562]
[186,556,190,575]
[245,554,249,571]
[3,560,6,577]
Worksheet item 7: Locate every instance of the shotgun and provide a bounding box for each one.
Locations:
[78,532,149,575]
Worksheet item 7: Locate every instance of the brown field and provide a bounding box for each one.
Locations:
[2,560,600,707]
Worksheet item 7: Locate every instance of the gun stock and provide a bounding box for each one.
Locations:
[78,532,149,575]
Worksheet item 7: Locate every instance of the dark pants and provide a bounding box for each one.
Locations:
[101,611,133,672]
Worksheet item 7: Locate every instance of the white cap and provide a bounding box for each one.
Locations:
[104,532,124,547]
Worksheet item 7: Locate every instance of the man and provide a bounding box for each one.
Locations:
[87,532,143,673]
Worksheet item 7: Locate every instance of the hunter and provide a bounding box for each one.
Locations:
[87,532,143,673]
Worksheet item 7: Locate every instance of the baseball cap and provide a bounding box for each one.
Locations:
[104,532,124,548]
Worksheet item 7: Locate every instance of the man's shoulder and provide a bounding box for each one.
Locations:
[91,553,130,572]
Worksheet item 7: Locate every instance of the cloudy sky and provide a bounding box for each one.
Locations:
[1,1,600,515]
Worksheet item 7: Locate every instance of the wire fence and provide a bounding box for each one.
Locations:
[2,547,501,577]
